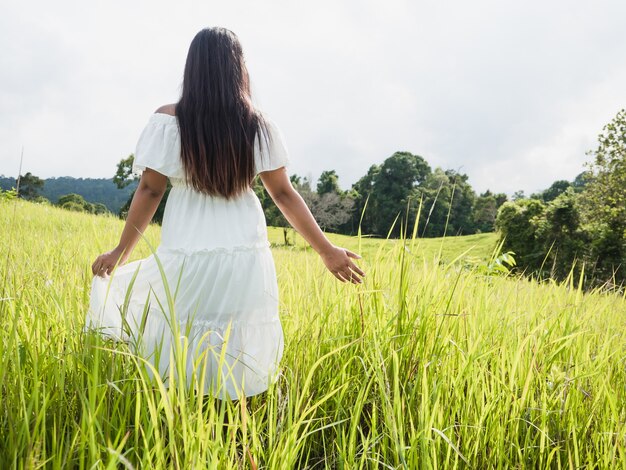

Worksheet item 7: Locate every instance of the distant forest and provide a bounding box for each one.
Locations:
[2,150,583,241]
[4,108,622,290]
[0,176,137,213]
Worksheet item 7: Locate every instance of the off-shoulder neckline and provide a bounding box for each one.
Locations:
[153,112,177,119]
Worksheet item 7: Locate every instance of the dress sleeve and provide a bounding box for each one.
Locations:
[254,117,290,175]
[132,113,185,179]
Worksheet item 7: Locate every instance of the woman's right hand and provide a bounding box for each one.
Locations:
[320,245,366,284]
[91,246,129,277]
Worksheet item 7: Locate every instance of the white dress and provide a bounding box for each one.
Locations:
[87,112,289,400]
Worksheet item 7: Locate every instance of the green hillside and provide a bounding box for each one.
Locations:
[268,226,499,266]
[0,175,137,212]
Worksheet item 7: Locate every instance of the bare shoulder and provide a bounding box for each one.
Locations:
[154,103,176,116]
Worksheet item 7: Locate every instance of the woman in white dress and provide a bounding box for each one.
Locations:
[87,27,365,400]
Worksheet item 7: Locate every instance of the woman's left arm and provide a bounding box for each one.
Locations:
[91,168,167,277]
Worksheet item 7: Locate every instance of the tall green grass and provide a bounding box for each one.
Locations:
[1,199,625,468]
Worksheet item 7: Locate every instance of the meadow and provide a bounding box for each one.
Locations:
[1,198,625,469]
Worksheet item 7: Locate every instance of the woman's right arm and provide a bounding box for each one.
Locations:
[259,167,365,284]
[91,168,167,277]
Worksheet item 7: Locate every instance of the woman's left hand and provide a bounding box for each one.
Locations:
[91,247,127,277]
[320,245,365,284]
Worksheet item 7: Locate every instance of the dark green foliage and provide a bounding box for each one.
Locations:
[46,177,135,212]
[571,171,590,192]
[347,157,486,238]
[418,169,476,237]
[316,170,341,196]
[16,172,44,200]
[586,220,626,285]
[512,190,526,201]
[349,164,381,236]
[535,189,588,280]
[494,192,508,208]
[473,193,498,233]
[253,174,306,245]
[579,109,626,284]
[58,193,109,214]
[541,180,571,203]
[117,186,171,223]
[496,198,546,271]
[114,155,170,223]
[418,168,450,238]
[444,170,476,235]
[367,152,431,237]
[0,175,136,212]
[113,154,139,189]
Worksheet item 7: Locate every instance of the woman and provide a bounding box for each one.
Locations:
[87,27,365,400]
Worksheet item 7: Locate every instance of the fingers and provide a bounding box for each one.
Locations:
[91,257,101,276]
[91,255,113,278]
[347,269,363,284]
[93,264,109,277]
[323,247,365,284]
[348,261,366,277]
[333,268,363,284]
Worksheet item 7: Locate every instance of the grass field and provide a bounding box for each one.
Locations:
[1,199,625,469]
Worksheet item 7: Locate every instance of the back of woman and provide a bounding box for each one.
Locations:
[87,27,365,401]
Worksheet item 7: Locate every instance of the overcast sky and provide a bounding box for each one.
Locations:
[1,0,625,195]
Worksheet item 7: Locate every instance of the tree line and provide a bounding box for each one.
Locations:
[0,175,136,213]
[254,153,514,241]
[7,145,520,239]
[108,150,517,242]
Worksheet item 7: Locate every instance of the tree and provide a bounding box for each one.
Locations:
[494,192,508,208]
[495,198,546,271]
[473,193,498,233]
[541,180,571,203]
[492,110,626,288]
[417,168,476,237]
[418,168,451,237]
[113,154,139,189]
[369,151,431,237]
[512,190,526,201]
[310,192,354,232]
[255,173,307,245]
[58,193,108,214]
[579,108,626,283]
[582,109,626,229]
[17,172,44,200]
[316,170,341,195]
[535,188,588,280]
[497,190,590,282]
[444,169,476,235]
[349,164,381,235]
[115,155,170,223]
[472,190,507,233]
[571,171,590,192]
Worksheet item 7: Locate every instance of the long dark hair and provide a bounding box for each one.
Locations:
[175,27,269,199]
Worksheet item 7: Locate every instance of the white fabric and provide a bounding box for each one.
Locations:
[87,112,289,399]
